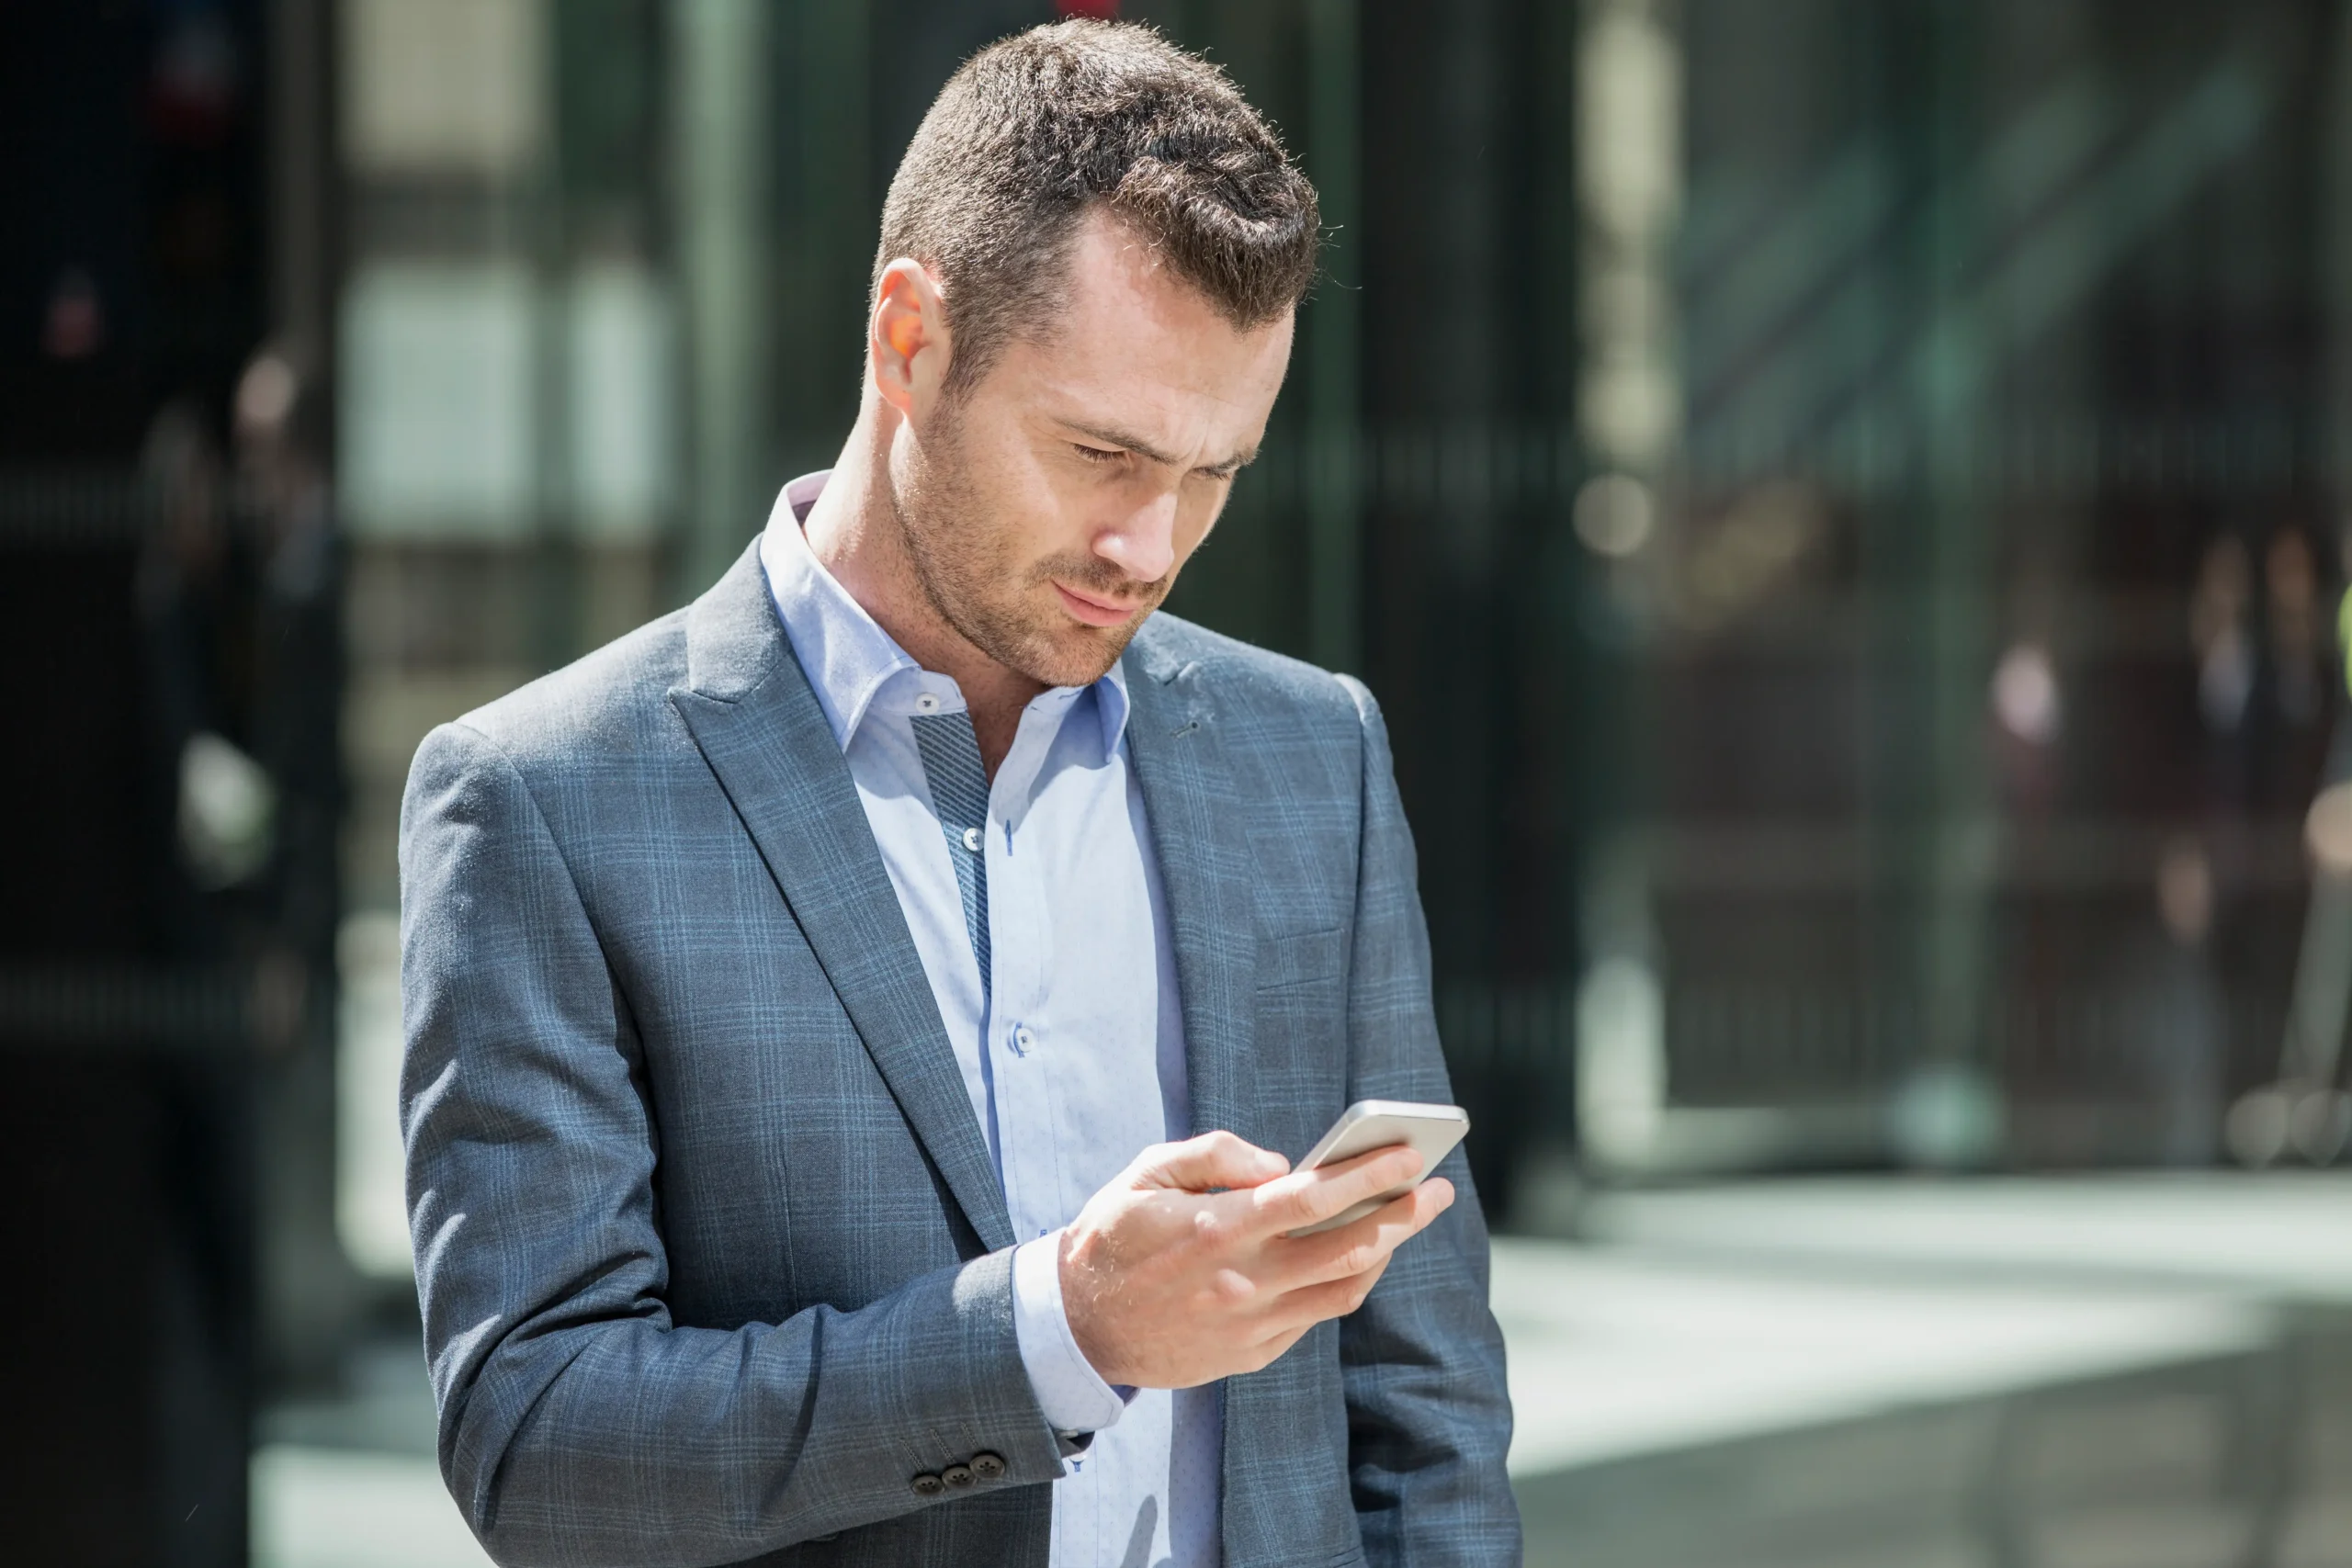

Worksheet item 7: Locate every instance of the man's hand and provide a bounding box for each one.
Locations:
[1057,1130,1456,1389]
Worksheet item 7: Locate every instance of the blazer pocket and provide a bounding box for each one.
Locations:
[1256,925,1347,992]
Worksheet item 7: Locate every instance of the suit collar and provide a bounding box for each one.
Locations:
[674,543,1016,1254]
[1121,625,1260,1152]
[1125,612,1196,687]
[681,535,790,701]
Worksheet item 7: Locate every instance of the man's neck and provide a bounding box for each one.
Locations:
[802,405,1045,777]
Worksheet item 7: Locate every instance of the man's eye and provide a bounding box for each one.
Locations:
[1073,445,1123,465]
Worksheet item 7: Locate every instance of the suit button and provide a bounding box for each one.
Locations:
[971,1451,1006,1481]
[943,1461,976,1488]
[911,1472,945,1496]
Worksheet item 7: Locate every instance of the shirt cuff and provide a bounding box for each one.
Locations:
[1012,1231,1129,1437]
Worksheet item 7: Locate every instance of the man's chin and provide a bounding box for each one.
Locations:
[1016,615,1148,690]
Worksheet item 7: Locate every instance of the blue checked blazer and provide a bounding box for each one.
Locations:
[399,543,1519,1567]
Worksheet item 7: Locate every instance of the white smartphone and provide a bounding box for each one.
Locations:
[1287,1100,1470,1235]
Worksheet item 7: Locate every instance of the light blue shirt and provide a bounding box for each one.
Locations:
[761,473,1224,1567]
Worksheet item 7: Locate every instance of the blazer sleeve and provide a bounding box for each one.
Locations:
[398,720,1069,1568]
[1331,678,1523,1566]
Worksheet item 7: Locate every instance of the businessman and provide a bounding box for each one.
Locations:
[401,20,1516,1567]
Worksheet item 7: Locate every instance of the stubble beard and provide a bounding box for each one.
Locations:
[888,404,1167,691]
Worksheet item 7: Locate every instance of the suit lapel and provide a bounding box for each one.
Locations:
[1124,628,1260,1151]
[671,546,1014,1255]
[1125,626,1271,1562]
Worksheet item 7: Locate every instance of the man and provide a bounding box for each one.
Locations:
[401,20,1516,1567]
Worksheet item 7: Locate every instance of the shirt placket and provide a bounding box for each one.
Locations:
[985,695,1071,1246]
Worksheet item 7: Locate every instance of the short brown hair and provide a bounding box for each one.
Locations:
[876,19,1320,393]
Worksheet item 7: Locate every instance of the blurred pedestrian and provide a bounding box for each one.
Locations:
[232,346,355,1382]
[130,396,259,1556]
[2139,838,2224,1166]
[232,345,341,1051]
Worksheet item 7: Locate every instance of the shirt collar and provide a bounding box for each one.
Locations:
[757,470,1131,759]
[1091,647,1133,759]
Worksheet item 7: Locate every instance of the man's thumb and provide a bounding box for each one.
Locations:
[1135,1130,1290,1192]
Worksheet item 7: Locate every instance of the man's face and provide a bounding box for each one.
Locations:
[886,213,1295,690]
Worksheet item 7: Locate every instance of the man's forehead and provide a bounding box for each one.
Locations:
[1061,212,1235,333]
[1038,227,1289,398]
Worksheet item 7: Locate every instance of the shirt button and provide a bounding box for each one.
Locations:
[961,826,982,852]
[1012,1026,1035,1055]
[915,692,940,712]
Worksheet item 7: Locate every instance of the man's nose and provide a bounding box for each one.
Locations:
[1095,491,1179,585]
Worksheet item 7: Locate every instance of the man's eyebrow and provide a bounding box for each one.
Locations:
[1060,419,1258,475]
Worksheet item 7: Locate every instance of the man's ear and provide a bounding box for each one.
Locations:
[872,258,951,419]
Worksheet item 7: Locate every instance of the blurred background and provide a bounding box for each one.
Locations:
[6,0,2352,1563]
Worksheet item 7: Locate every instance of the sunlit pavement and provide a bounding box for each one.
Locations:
[252,1447,490,1568]
[254,1173,2352,1568]
[254,1338,488,1568]
[1507,1172,2352,1567]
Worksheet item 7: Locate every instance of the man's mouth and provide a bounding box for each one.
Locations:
[1051,580,1142,628]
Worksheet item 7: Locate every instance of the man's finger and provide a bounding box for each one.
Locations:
[1132,1129,1290,1193]
[1261,1254,1397,1335]
[1265,1178,1454,1288]
[1244,1144,1423,1235]
[1236,1320,1317,1375]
